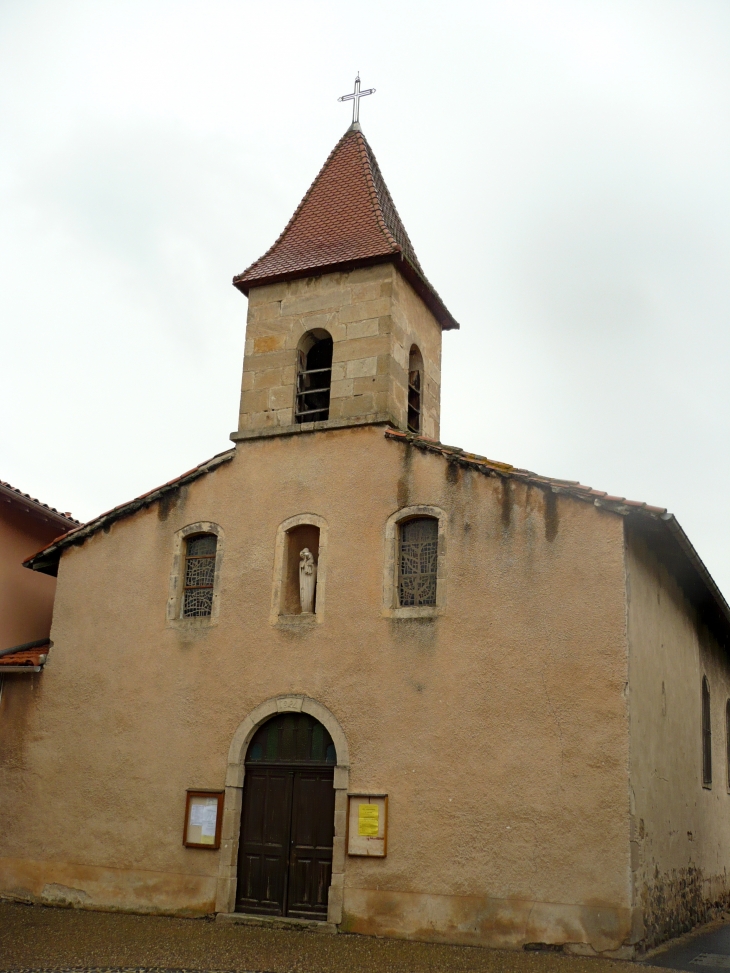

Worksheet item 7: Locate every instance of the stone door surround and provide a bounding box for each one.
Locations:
[215,695,350,924]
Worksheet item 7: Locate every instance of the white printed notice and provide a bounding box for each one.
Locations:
[188,797,219,844]
[200,802,218,837]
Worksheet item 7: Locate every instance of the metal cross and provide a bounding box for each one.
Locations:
[338,74,376,125]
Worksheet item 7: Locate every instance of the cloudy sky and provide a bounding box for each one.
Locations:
[2,0,730,594]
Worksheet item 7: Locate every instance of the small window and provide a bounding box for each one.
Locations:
[702,676,712,787]
[182,534,217,618]
[407,345,423,434]
[296,330,333,423]
[398,517,438,607]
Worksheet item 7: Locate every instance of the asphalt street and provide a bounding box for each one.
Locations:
[644,919,730,973]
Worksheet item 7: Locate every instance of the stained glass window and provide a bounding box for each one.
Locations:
[182,533,217,618]
[246,713,336,765]
[398,517,438,607]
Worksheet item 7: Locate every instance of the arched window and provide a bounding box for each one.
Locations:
[702,675,712,787]
[296,330,333,423]
[182,533,217,617]
[398,517,438,607]
[407,344,423,434]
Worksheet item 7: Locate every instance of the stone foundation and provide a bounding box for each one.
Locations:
[640,866,730,950]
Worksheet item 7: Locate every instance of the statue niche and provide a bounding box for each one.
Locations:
[283,524,320,615]
[299,548,317,614]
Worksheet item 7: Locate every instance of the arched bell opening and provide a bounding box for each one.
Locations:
[236,712,336,920]
[407,344,424,434]
[296,330,333,423]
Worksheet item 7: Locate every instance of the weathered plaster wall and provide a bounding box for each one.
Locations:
[0,428,631,951]
[0,506,60,651]
[237,264,441,437]
[626,527,730,950]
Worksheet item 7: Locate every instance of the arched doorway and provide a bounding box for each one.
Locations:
[235,712,336,919]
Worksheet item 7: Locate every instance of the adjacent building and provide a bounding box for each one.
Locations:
[0,480,78,673]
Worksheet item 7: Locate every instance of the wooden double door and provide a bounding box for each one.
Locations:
[236,764,335,919]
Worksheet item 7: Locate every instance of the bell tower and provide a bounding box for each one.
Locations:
[230,125,458,444]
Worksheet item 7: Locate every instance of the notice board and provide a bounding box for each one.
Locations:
[347,793,388,857]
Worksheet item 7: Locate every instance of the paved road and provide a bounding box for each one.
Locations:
[644,921,730,973]
[0,901,635,973]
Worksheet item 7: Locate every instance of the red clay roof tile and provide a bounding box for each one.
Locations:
[0,644,49,668]
[233,127,458,330]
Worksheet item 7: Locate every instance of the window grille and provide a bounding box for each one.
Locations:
[182,533,217,617]
[407,346,423,434]
[407,370,421,433]
[702,676,712,786]
[296,334,333,423]
[398,517,438,607]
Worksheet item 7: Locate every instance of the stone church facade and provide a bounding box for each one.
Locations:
[2,123,730,958]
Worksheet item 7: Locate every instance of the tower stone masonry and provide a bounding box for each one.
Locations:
[231,126,457,442]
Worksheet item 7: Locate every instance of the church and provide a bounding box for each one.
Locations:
[2,108,730,959]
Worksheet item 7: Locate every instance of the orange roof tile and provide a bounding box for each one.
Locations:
[0,640,49,669]
[233,126,459,330]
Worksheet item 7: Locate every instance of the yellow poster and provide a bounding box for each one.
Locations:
[358,803,379,837]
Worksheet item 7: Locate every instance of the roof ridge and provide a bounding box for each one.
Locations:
[357,134,425,276]
[352,132,401,255]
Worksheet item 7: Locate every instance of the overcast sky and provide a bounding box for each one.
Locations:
[2,0,730,595]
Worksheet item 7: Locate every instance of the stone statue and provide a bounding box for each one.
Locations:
[299,548,317,614]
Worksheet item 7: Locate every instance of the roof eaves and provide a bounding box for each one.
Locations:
[24,448,235,577]
[385,428,730,641]
[656,512,730,636]
[0,481,80,530]
[233,253,397,296]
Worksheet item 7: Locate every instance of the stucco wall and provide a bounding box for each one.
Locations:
[626,527,730,949]
[0,427,631,952]
[0,505,60,651]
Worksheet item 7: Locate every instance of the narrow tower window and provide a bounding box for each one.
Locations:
[407,345,423,434]
[702,675,712,787]
[296,330,333,423]
[182,534,218,617]
[398,517,438,607]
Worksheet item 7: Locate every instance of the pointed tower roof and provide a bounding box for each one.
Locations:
[233,126,459,330]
